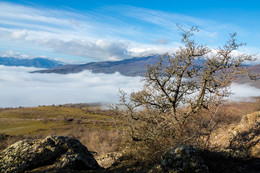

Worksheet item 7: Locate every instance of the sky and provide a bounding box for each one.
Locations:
[0,0,260,107]
[0,0,260,63]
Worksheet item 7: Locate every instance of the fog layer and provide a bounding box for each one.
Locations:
[0,65,142,107]
[0,65,259,108]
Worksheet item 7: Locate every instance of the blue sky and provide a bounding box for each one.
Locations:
[0,0,260,63]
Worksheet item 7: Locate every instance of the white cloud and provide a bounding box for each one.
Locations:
[38,39,131,61]
[229,83,260,101]
[118,6,208,28]
[0,65,143,107]
[0,2,81,30]
[0,50,29,59]
[0,50,63,62]
[11,29,28,40]
[129,47,176,57]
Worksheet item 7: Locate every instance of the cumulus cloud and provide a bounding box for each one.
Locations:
[0,28,26,41]
[0,50,30,59]
[129,46,178,57]
[38,39,130,61]
[0,65,143,107]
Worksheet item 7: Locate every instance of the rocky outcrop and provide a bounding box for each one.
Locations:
[149,145,209,173]
[210,111,260,158]
[148,144,260,173]
[161,145,209,173]
[0,135,101,172]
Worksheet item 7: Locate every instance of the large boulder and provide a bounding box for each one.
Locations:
[0,136,101,172]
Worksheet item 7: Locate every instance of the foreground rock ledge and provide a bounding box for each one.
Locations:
[0,135,101,173]
[149,145,209,173]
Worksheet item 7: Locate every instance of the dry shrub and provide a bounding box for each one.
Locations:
[61,127,123,155]
[0,133,9,151]
[123,136,175,167]
[115,109,212,167]
[115,98,260,167]
[0,134,37,152]
[173,100,260,148]
[229,121,260,157]
[82,130,122,154]
[214,108,242,125]
[214,99,260,125]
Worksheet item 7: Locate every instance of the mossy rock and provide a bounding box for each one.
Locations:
[0,136,101,172]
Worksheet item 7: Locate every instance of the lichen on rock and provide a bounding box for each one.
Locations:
[152,145,209,173]
[0,135,101,173]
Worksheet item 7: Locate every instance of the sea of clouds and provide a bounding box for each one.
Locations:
[0,65,143,107]
[0,65,259,108]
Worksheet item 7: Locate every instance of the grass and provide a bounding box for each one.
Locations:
[0,105,123,155]
[0,105,118,134]
[0,106,88,118]
[0,119,56,135]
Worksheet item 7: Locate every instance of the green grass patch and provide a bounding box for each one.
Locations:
[0,106,87,119]
[0,119,57,135]
[0,106,122,137]
[85,113,113,121]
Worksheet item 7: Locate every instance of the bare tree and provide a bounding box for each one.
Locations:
[119,26,256,146]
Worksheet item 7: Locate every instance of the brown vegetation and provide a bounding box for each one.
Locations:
[0,98,259,172]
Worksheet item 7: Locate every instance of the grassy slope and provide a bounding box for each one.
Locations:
[0,106,123,154]
[0,106,110,134]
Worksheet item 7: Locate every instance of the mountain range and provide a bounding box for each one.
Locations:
[31,55,260,88]
[0,56,62,69]
[1,55,259,88]
[32,55,162,76]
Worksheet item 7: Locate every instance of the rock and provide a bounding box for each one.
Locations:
[0,136,101,172]
[151,145,209,173]
[148,164,164,173]
[210,111,260,158]
[95,152,122,168]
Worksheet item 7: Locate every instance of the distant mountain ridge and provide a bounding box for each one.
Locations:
[32,55,260,88]
[32,55,260,77]
[0,56,62,69]
[32,55,162,76]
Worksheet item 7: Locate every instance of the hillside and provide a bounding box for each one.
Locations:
[0,100,259,172]
[32,55,260,88]
[234,64,260,88]
[0,56,62,68]
[32,55,162,76]
[31,55,260,77]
